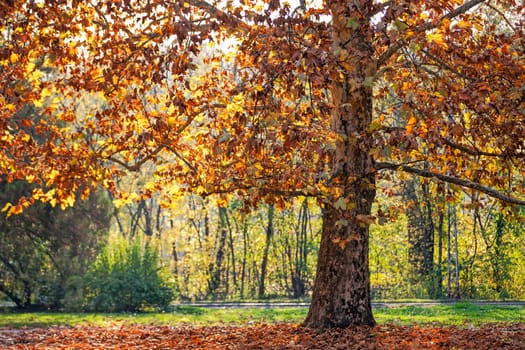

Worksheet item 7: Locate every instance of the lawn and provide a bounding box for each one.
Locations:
[0,302,523,328]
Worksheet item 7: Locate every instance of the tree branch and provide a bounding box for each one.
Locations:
[376,161,525,206]
[186,0,251,33]
[441,137,525,158]
[377,0,487,67]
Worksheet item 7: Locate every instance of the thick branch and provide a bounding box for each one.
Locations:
[377,161,525,206]
[377,0,487,67]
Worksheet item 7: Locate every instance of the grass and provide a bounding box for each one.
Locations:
[374,302,525,326]
[0,307,307,328]
[0,303,523,328]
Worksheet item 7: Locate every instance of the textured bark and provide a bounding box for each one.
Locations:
[304,204,375,328]
[304,0,376,328]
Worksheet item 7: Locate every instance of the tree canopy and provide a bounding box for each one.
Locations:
[1,0,524,328]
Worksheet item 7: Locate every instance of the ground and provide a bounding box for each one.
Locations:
[0,323,524,349]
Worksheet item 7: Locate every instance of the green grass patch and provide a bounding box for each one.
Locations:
[0,307,308,328]
[374,302,525,326]
[0,303,523,328]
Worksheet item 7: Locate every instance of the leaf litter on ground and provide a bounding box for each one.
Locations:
[0,322,523,349]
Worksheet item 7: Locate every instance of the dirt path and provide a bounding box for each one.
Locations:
[174,300,525,309]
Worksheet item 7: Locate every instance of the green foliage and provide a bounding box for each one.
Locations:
[84,238,175,312]
[0,181,111,310]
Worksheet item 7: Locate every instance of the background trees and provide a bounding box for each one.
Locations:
[0,182,111,309]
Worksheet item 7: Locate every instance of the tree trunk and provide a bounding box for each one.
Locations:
[240,219,247,299]
[258,204,274,299]
[292,199,308,298]
[447,202,452,298]
[453,205,460,299]
[404,178,435,296]
[305,200,375,328]
[207,206,228,297]
[304,1,376,328]
[436,184,445,298]
[226,210,237,293]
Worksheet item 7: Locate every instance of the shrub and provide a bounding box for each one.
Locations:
[84,238,174,312]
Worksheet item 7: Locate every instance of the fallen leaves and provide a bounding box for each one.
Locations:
[0,323,523,349]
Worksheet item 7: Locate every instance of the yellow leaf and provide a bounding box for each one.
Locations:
[64,194,75,209]
[8,205,24,217]
[168,116,177,126]
[441,18,451,30]
[1,202,13,213]
[407,115,418,133]
[10,53,19,63]
[426,32,448,49]
[33,98,44,108]
[26,174,36,183]
[40,87,52,98]
[113,197,131,208]
[456,20,472,30]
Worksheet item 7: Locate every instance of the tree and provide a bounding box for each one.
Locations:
[0,181,111,309]
[1,0,524,328]
[403,177,437,297]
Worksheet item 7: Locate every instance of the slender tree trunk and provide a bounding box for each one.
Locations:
[422,180,435,277]
[304,0,376,328]
[453,206,460,299]
[207,206,228,297]
[404,178,435,296]
[292,199,308,298]
[240,219,247,299]
[225,210,237,294]
[493,214,506,296]
[436,184,445,298]
[143,199,153,236]
[258,204,274,299]
[447,202,452,298]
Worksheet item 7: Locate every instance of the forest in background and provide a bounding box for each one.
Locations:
[2,171,524,309]
[106,169,525,302]
[118,178,525,300]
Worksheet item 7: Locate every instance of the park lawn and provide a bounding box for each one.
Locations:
[0,303,524,328]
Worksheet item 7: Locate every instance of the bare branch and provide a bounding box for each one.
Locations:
[107,146,164,172]
[162,144,198,174]
[376,161,525,206]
